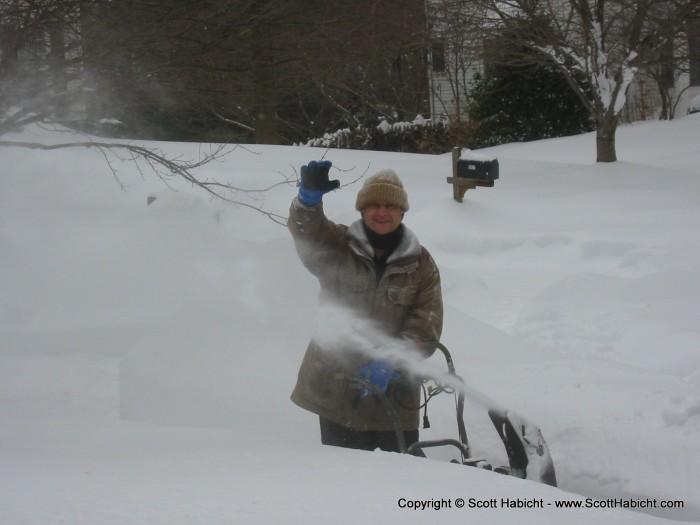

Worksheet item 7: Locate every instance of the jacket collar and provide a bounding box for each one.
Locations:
[347,219,421,264]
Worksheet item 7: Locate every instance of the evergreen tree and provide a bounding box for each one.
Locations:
[468,61,594,148]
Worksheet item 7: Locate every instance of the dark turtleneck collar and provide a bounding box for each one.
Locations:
[362,223,405,283]
[362,222,405,256]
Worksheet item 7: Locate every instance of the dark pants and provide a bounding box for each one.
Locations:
[319,416,418,453]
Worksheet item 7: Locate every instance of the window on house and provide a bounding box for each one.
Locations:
[431,41,446,73]
[690,19,700,86]
[659,35,675,88]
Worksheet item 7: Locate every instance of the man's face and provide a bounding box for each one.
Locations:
[362,201,404,235]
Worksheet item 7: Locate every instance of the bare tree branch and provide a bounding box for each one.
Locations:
[0,138,293,225]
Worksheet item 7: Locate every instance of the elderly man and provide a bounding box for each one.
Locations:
[288,160,443,452]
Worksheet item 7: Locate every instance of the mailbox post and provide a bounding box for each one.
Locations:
[447,147,499,202]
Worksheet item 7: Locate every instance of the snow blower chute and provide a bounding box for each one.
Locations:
[353,342,557,487]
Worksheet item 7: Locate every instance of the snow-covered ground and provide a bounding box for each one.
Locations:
[1,116,699,524]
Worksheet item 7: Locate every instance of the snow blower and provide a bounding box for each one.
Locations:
[353,342,557,487]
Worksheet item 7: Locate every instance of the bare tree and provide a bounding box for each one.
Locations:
[1,0,82,129]
[643,27,689,121]
[79,0,430,144]
[0,1,293,224]
[467,0,700,162]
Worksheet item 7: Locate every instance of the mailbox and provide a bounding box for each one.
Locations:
[456,158,499,181]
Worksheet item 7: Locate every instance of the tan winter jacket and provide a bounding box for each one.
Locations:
[288,198,443,432]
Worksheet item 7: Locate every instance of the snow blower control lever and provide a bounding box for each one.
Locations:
[353,342,557,487]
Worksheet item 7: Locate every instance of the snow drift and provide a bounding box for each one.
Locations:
[2,116,700,523]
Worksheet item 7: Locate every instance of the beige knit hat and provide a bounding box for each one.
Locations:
[355,169,409,211]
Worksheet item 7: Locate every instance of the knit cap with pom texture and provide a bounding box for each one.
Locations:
[355,169,409,211]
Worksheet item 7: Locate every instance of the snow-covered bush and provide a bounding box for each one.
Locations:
[690,94,700,115]
[304,115,459,154]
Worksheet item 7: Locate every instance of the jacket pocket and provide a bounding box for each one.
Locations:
[387,285,418,306]
[303,359,348,412]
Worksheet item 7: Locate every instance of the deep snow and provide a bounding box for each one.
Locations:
[1,115,699,524]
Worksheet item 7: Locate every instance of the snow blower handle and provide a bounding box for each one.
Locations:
[433,342,456,375]
[356,359,400,399]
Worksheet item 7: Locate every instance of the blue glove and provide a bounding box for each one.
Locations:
[357,359,400,399]
[298,186,327,207]
[297,160,339,206]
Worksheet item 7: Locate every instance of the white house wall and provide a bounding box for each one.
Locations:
[427,1,696,124]
[428,57,481,121]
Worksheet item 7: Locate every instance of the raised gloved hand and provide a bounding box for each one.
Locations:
[297,160,339,206]
[356,359,400,399]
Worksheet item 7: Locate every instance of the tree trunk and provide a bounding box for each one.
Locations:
[252,22,278,145]
[49,21,68,120]
[596,113,618,162]
[253,57,278,144]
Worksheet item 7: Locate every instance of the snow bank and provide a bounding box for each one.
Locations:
[2,116,700,523]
